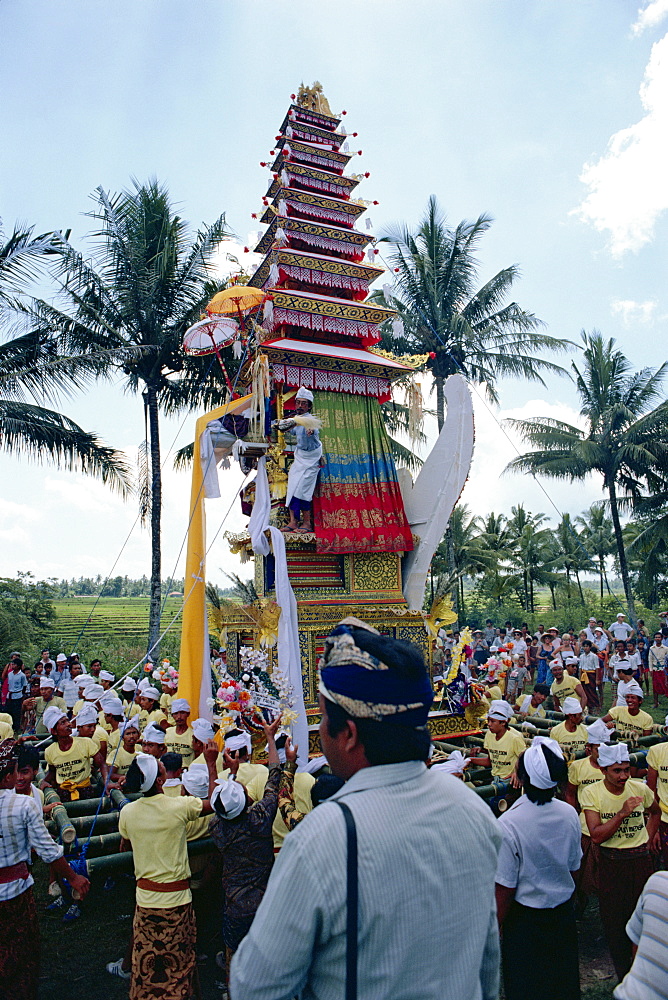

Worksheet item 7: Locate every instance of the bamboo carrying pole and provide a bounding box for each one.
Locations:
[85,836,216,877]
[43,787,76,845]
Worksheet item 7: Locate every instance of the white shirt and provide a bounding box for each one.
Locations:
[496,795,582,908]
[232,761,502,1000]
[616,678,638,707]
[614,871,668,1000]
[579,651,599,674]
[0,788,62,901]
[609,621,634,640]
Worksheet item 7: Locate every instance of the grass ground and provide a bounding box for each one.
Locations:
[33,864,620,1000]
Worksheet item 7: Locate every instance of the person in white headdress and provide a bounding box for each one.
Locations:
[549,697,588,761]
[495,736,581,1000]
[647,715,668,869]
[565,718,611,903]
[580,741,660,980]
[602,682,654,740]
[218,728,268,790]
[274,386,324,532]
[468,700,525,787]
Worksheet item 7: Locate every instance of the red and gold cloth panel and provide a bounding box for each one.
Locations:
[311,391,413,554]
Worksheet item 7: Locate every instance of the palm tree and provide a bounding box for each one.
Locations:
[554,513,592,603]
[0,221,131,491]
[506,506,557,612]
[375,196,570,429]
[576,504,615,606]
[32,180,231,655]
[431,504,492,612]
[507,332,668,617]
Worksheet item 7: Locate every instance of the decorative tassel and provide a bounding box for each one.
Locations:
[278,199,287,217]
[366,247,375,263]
[392,316,405,338]
[286,125,293,138]
[284,144,292,158]
[232,339,243,359]
[268,262,280,288]
[405,380,424,447]
[383,283,393,303]
[280,169,289,187]
[340,125,347,136]
[343,141,350,152]
[263,298,274,327]
[275,228,287,245]
[365,217,373,230]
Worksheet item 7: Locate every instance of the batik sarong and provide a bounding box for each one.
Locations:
[0,887,40,1000]
[131,902,196,1000]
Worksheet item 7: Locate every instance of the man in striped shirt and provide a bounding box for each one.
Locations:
[0,739,90,998]
[614,871,668,1000]
[232,623,502,1000]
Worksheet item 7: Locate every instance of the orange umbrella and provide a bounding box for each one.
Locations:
[207,286,266,316]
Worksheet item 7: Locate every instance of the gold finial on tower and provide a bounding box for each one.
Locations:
[296,81,332,116]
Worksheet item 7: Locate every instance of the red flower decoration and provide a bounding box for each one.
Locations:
[352,132,358,137]
[373,200,379,205]
[364,172,370,178]
[358,150,363,155]
[243,247,249,253]
[342,110,347,115]
[290,93,296,99]
[251,213,258,219]
[260,161,267,167]
[428,351,437,359]
[394,267,400,273]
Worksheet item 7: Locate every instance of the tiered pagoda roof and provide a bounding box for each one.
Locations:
[250,87,414,398]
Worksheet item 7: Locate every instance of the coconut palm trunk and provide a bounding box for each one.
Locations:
[146,386,162,657]
[607,479,636,620]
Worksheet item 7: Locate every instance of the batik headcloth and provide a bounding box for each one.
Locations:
[318,626,433,726]
[0,739,18,776]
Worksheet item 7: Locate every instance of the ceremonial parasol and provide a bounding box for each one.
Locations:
[207,285,267,323]
[182,316,240,395]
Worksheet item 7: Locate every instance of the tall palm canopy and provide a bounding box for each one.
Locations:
[0,221,131,492]
[506,331,668,617]
[377,196,570,428]
[32,180,232,655]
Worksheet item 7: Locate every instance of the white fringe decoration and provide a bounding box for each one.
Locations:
[343,141,350,152]
[286,125,293,138]
[392,316,405,338]
[268,262,280,288]
[278,199,287,216]
[263,299,274,327]
[275,228,287,245]
[365,217,373,230]
[280,169,289,187]
[232,339,243,359]
[405,380,424,448]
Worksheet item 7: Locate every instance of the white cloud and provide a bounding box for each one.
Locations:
[632,0,668,35]
[574,33,668,256]
[211,239,262,281]
[611,298,658,325]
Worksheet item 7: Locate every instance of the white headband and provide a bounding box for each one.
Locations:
[624,682,644,700]
[182,764,209,798]
[171,698,191,715]
[586,719,611,745]
[523,736,564,789]
[142,723,165,745]
[295,386,314,402]
[432,751,470,776]
[301,755,328,775]
[211,778,246,820]
[192,719,215,743]
[99,670,115,682]
[43,706,67,732]
[136,752,159,792]
[121,677,137,692]
[598,743,630,767]
[561,696,582,715]
[225,732,252,753]
[100,696,124,715]
[488,699,513,722]
[142,686,160,701]
[121,718,141,735]
[84,684,104,701]
[74,704,98,727]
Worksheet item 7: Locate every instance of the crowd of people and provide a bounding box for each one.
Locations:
[0,614,668,1000]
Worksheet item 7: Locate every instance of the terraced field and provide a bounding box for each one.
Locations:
[49,596,185,647]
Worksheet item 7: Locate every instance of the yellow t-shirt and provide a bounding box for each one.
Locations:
[165,726,195,768]
[87,725,109,752]
[483,727,526,779]
[35,696,67,735]
[163,782,182,798]
[219,761,269,789]
[0,721,13,740]
[580,778,654,848]
[136,708,167,732]
[118,793,203,908]
[72,699,85,717]
[45,737,99,787]
[646,742,668,817]
[550,674,579,705]
[549,722,588,761]
[160,692,173,717]
[568,757,603,834]
[106,728,121,754]
[0,712,13,726]
[516,695,546,719]
[486,685,503,703]
[98,711,112,734]
[608,707,654,741]
[108,744,137,774]
[246,769,315,848]
[186,813,212,841]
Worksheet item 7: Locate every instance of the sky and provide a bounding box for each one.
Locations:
[1,0,667,586]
